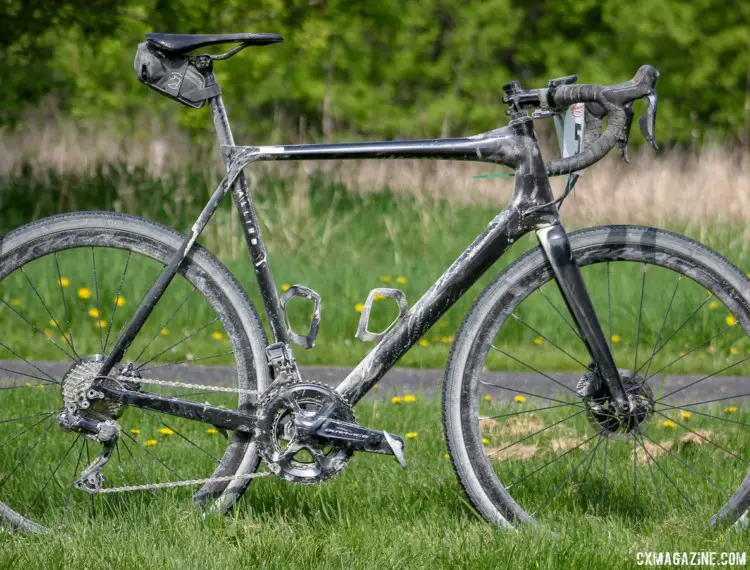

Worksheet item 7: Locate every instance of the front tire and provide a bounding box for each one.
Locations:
[443,225,750,527]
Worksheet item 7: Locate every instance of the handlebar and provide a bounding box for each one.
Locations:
[514,65,660,176]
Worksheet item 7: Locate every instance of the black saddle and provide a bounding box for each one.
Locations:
[146,32,283,54]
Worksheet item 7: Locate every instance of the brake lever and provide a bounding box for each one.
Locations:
[638,92,659,150]
[616,102,635,163]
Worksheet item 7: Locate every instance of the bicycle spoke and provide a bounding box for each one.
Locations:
[640,431,728,495]
[658,392,750,411]
[0,365,57,386]
[636,294,713,375]
[19,267,79,360]
[139,350,234,372]
[122,431,184,481]
[141,410,220,463]
[480,402,581,422]
[130,286,198,364]
[24,435,81,517]
[0,411,58,451]
[506,430,601,490]
[0,416,57,492]
[531,432,603,516]
[637,433,695,508]
[647,324,736,380]
[479,379,582,407]
[635,431,667,517]
[653,410,749,465]
[119,437,157,496]
[0,410,59,426]
[509,314,589,369]
[633,264,647,371]
[91,248,105,353]
[103,251,132,353]
[656,356,750,402]
[0,341,58,384]
[136,317,220,370]
[0,299,76,361]
[63,439,86,521]
[54,252,77,358]
[607,262,612,350]
[487,409,586,458]
[537,285,583,342]
[642,275,681,378]
[489,345,579,396]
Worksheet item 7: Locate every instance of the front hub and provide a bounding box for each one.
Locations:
[581,369,655,439]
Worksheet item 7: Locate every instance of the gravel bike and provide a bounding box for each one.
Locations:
[1,32,748,533]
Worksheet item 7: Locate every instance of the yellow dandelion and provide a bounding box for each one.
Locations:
[396,276,408,285]
[448,335,455,342]
[48,319,58,327]
[482,437,490,445]
[731,347,740,355]
[88,308,100,318]
[355,303,365,313]
[158,427,174,436]
[97,319,108,329]
[281,283,291,292]
[381,276,392,283]
[418,339,429,348]
[680,410,693,420]
[9,299,21,306]
[58,277,70,287]
[43,329,54,339]
[726,315,738,326]
[129,429,141,435]
[160,328,170,336]
[725,406,738,413]
[61,332,71,342]
[441,336,450,344]
[443,453,450,460]
[432,335,441,342]
[207,428,218,435]
[144,439,158,447]
[663,420,676,428]
[391,396,402,405]
[533,336,543,345]
[611,335,621,343]
[211,331,224,341]
[483,394,493,402]
[514,395,527,404]
[373,293,386,301]
[708,301,719,310]
[406,432,418,439]
[114,296,126,307]
[77,287,91,299]
[403,394,416,403]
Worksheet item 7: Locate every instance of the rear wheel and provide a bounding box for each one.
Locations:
[443,225,750,527]
[0,212,270,532]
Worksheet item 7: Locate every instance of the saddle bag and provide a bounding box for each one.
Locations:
[133,42,220,108]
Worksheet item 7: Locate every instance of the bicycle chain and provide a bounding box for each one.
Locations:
[91,375,263,493]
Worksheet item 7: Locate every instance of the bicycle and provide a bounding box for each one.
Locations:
[0,32,748,534]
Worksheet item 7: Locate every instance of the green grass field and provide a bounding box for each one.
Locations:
[3,396,750,569]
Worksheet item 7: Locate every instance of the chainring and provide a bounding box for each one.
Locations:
[255,381,354,484]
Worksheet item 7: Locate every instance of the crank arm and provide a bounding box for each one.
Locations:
[96,384,257,433]
[312,418,407,467]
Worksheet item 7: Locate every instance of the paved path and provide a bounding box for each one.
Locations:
[0,361,745,406]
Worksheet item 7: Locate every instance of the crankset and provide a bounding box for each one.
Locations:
[255,382,406,483]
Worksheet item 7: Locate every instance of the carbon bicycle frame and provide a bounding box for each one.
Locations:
[97,92,629,427]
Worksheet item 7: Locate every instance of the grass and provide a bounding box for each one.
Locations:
[3,395,750,568]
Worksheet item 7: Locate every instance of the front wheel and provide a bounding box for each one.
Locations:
[443,225,750,527]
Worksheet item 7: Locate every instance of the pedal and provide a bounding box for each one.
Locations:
[355,288,408,342]
[311,417,407,468]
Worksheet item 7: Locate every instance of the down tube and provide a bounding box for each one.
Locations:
[336,205,528,405]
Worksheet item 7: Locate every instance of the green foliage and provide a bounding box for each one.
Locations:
[1,0,748,142]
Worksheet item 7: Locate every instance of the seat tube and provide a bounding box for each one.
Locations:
[209,94,289,344]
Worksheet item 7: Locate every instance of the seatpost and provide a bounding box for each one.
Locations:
[208,94,290,345]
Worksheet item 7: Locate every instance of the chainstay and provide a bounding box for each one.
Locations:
[96,471,273,493]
